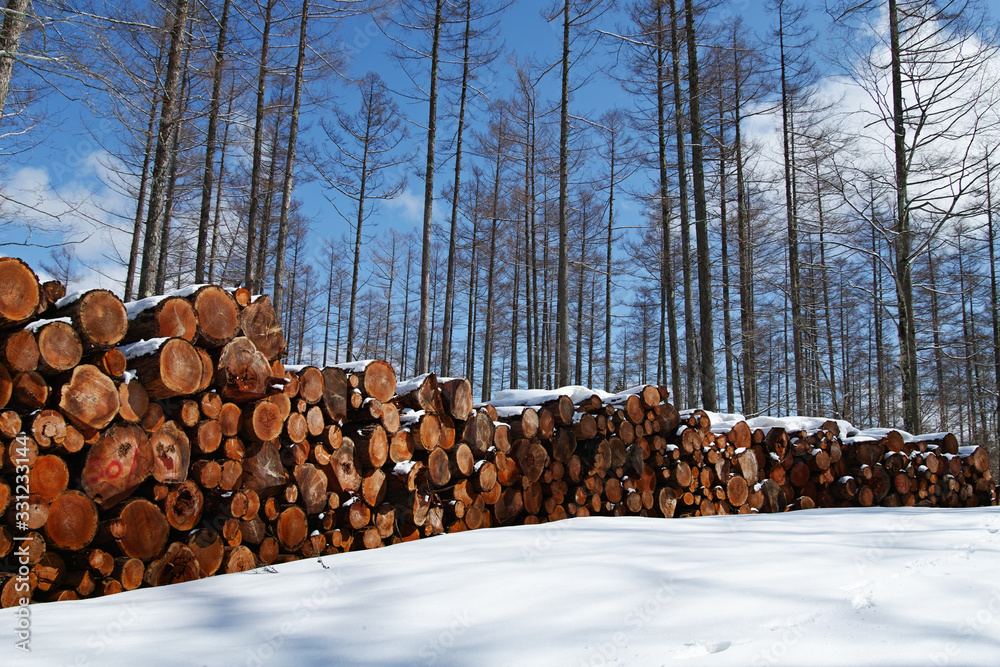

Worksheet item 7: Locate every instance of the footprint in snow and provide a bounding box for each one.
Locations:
[851,590,874,610]
[844,581,875,610]
[765,613,818,632]
[674,640,731,658]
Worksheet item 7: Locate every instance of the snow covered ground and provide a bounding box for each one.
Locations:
[4,507,999,666]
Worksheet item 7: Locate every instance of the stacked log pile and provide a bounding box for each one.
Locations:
[0,256,994,607]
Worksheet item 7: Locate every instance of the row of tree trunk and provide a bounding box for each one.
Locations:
[0,256,994,607]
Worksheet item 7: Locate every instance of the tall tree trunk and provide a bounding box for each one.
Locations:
[530,125,540,387]
[402,246,413,373]
[524,118,534,388]
[415,0,444,376]
[465,183,480,385]
[208,81,235,284]
[244,0,276,291]
[783,269,791,414]
[195,0,232,283]
[588,275,595,388]
[346,109,373,362]
[670,0,697,409]
[957,235,978,441]
[719,79,734,413]
[124,39,165,301]
[510,228,520,390]
[734,34,756,414]
[273,0,310,321]
[441,0,471,377]
[384,238,396,360]
[777,1,805,414]
[684,0,717,410]
[556,0,571,387]
[429,257,438,366]
[323,247,334,366]
[574,201,587,386]
[156,35,194,293]
[653,4,672,395]
[255,98,285,293]
[137,0,190,298]
[482,153,502,401]
[607,132,617,393]
[987,155,1000,454]
[816,161,838,417]
[927,245,946,429]
[543,205,551,388]
[888,0,921,432]
[872,218,887,427]
[0,0,29,128]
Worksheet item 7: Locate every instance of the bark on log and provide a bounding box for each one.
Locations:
[294,463,328,515]
[0,364,10,409]
[145,542,202,586]
[188,530,224,577]
[393,373,442,413]
[440,378,474,420]
[117,378,149,423]
[123,295,199,343]
[320,366,350,422]
[238,295,286,361]
[13,370,49,409]
[242,441,287,498]
[328,438,361,494]
[125,338,203,400]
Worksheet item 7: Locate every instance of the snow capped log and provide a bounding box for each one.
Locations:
[54,289,129,351]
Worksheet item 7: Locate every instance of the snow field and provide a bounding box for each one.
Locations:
[2,506,999,666]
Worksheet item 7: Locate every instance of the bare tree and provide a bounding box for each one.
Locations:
[546,0,608,388]
[272,0,311,321]
[137,0,189,298]
[41,245,79,288]
[312,72,408,362]
[829,0,1000,432]
[195,0,232,283]
[0,0,31,129]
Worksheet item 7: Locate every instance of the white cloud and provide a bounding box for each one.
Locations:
[0,150,133,294]
[384,184,424,229]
